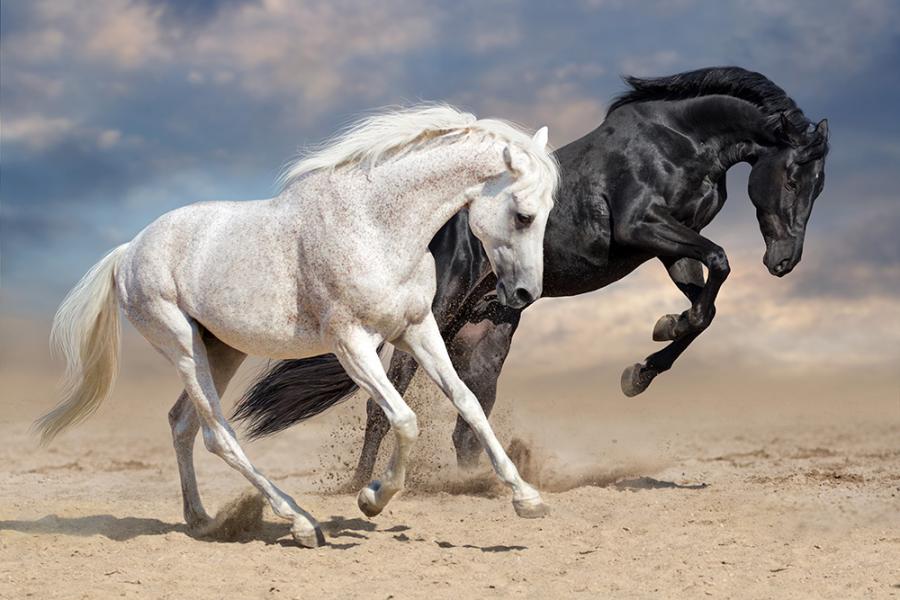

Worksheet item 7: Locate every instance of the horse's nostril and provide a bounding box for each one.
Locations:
[773,259,790,275]
[513,287,534,306]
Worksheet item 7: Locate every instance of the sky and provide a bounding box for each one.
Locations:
[1,0,899,383]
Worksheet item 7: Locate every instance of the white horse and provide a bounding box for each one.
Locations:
[36,105,558,547]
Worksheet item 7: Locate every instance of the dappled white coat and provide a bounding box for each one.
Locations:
[38,105,558,547]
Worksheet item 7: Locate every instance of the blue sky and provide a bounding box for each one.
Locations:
[1,0,899,372]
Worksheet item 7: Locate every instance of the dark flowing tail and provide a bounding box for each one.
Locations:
[233,353,361,439]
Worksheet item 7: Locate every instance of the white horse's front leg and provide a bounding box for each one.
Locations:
[399,314,548,518]
[332,330,419,518]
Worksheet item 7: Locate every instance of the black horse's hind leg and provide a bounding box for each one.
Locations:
[349,351,420,490]
[622,257,708,396]
[449,312,521,469]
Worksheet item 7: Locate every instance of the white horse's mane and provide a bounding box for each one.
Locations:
[278,103,558,192]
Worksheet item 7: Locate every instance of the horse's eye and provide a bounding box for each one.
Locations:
[516,212,535,227]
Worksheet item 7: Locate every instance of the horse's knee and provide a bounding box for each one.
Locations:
[706,247,730,279]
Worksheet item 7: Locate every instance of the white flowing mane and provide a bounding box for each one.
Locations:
[278,103,559,192]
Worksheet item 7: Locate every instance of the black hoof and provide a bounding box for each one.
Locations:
[357,480,384,517]
[621,363,656,397]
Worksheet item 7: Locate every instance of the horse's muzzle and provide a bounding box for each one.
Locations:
[768,258,794,277]
[496,280,539,309]
[764,239,801,277]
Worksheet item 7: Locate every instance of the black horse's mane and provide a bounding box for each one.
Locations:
[608,66,809,131]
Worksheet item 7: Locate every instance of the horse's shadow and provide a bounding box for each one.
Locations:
[613,476,708,491]
[0,514,185,542]
[0,513,386,550]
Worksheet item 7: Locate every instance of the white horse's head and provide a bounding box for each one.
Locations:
[467,126,557,309]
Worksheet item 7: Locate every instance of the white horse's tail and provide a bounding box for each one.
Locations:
[36,244,129,444]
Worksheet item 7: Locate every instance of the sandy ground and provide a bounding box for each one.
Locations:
[1,316,899,599]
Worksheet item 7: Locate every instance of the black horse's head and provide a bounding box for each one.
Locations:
[749,112,829,276]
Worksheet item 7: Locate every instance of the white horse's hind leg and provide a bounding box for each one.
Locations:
[168,334,246,530]
[142,305,323,547]
[169,393,207,528]
[399,314,548,518]
[332,331,419,518]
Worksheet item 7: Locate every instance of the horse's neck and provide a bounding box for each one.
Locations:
[346,137,501,259]
[676,96,775,174]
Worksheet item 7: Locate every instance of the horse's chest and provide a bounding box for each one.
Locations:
[335,250,437,339]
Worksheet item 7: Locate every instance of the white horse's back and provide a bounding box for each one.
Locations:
[117,198,333,359]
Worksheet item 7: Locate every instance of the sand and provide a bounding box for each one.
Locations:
[1,317,898,599]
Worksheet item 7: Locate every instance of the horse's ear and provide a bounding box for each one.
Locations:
[532,126,549,150]
[503,145,519,173]
[778,112,795,138]
[797,118,830,163]
[776,110,804,144]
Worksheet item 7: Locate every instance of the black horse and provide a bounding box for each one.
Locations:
[234,67,830,487]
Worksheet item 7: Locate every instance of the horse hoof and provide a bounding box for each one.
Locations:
[621,363,653,397]
[184,511,212,532]
[357,481,383,518]
[291,522,325,548]
[513,496,550,519]
[652,314,679,341]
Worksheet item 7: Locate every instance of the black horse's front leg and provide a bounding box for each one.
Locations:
[651,257,705,341]
[616,210,730,396]
[448,312,521,468]
[622,257,708,395]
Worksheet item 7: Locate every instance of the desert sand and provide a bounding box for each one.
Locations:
[1,316,898,599]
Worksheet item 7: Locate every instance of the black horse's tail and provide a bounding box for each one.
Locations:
[232,347,382,439]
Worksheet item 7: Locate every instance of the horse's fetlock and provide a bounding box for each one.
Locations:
[687,307,710,330]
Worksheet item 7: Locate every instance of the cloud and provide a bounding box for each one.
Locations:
[1,0,169,69]
[2,0,442,120]
[1,115,134,154]
[618,50,682,77]
[455,61,608,144]
[788,204,900,299]
[83,1,169,69]
[186,0,441,118]
[0,115,76,151]
[731,0,900,75]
